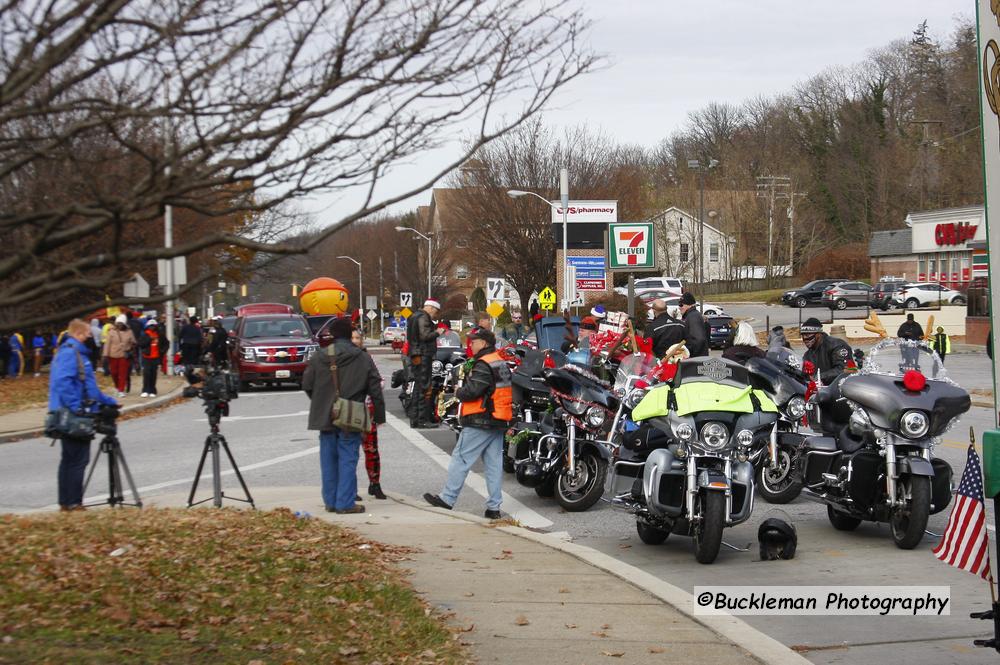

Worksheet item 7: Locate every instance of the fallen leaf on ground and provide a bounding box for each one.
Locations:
[649,647,665,653]
[558,587,570,593]
[601,651,624,657]
[601,623,611,629]
[564,623,577,629]
[592,630,608,638]
[514,616,530,626]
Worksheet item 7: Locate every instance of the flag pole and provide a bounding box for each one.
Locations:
[969,427,1000,651]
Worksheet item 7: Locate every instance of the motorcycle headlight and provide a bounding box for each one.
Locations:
[674,422,694,441]
[699,422,729,450]
[624,388,648,410]
[736,429,753,447]
[585,406,606,428]
[785,396,806,419]
[432,360,443,373]
[900,410,929,438]
[445,363,453,372]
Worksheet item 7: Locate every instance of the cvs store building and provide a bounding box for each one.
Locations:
[869,205,987,288]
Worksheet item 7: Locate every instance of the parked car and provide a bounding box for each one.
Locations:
[892,283,967,309]
[637,290,726,316]
[869,280,913,311]
[820,281,872,310]
[781,279,847,308]
[614,276,684,297]
[380,323,406,345]
[706,315,735,350]
[229,313,317,390]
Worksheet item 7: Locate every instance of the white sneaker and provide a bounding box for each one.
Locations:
[140,392,149,398]
[117,391,126,398]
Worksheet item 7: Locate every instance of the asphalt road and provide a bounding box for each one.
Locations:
[720,302,891,333]
[1,345,998,664]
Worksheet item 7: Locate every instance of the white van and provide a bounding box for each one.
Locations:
[613,276,684,297]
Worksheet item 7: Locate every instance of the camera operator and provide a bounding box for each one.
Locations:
[49,319,119,511]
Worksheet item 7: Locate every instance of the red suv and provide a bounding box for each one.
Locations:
[230,313,317,390]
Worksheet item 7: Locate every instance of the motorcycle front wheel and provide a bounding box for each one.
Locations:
[694,491,725,564]
[554,451,607,512]
[755,449,804,504]
[891,475,931,550]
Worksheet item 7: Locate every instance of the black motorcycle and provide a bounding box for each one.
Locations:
[798,339,969,549]
[514,363,617,512]
[746,354,810,504]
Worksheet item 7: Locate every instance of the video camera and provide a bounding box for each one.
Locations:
[182,365,240,402]
[92,403,121,436]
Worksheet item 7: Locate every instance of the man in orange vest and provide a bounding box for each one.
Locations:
[424,328,511,519]
[138,319,161,397]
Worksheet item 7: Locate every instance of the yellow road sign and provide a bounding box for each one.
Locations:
[538,286,556,306]
[486,301,505,318]
[400,307,413,319]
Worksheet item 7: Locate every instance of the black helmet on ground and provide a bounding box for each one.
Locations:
[758,517,798,561]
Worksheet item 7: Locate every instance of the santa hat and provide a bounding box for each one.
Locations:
[424,299,441,309]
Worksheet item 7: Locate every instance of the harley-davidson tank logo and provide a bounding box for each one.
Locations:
[696,357,732,382]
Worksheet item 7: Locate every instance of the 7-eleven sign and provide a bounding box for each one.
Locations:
[608,223,656,270]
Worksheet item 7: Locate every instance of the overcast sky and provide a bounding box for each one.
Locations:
[300,0,973,224]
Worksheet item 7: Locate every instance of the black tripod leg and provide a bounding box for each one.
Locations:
[81,440,101,498]
[114,442,143,508]
[219,435,255,508]
[211,433,222,508]
[107,440,124,507]
[187,436,212,507]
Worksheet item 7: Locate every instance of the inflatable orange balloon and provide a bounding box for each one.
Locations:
[299,277,350,315]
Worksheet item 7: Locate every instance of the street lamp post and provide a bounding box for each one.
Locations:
[508,168,571,311]
[395,226,432,301]
[336,255,362,333]
[687,158,719,284]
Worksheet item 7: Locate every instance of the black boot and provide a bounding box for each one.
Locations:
[368,483,387,500]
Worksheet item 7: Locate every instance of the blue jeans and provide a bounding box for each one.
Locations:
[58,436,92,507]
[319,428,362,510]
[440,426,504,511]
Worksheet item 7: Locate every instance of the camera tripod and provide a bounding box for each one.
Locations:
[82,431,142,508]
[187,400,255,508]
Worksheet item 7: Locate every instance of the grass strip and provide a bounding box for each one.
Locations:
[0,507,468,664]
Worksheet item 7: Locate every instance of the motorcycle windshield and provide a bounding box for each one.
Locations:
[614,352,656,393]
[631,378,778,422]
[862,338,951,383]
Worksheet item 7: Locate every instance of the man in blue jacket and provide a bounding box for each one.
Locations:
[48,319,119,511]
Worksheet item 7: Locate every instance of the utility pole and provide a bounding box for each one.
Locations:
[756,175,792,285]
[907,119,942,209]
[688,158,719,284]
[378,256,384,335]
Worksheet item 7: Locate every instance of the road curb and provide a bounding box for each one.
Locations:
[388,492,810,665]
[0,384,187,444]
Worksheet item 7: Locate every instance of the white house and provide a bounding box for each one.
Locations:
[645,206,736,282]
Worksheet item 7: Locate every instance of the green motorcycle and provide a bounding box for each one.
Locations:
[607,357,779,564]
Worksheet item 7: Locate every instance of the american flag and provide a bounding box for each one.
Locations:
[932,446,992,580]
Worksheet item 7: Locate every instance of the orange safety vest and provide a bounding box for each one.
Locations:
[142,329,160,360]
[459,351,513,421]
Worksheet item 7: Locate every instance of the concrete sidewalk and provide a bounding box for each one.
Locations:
[0,374,186,442]
[146,486,807,665]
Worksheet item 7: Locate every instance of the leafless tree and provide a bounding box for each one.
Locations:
[0,0,596,329]
[446,119,650,312]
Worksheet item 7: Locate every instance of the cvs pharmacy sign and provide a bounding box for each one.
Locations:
[608,223,656,270]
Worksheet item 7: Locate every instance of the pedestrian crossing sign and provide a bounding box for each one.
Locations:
[538,286,557,310]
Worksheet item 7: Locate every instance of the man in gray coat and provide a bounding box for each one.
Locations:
[304,317,385,514]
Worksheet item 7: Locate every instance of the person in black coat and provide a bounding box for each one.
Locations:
[678,292,708,357]
[800,317,852,384]
[179,316,204,366]
[644,299,686,358]
[896,313,924,341]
